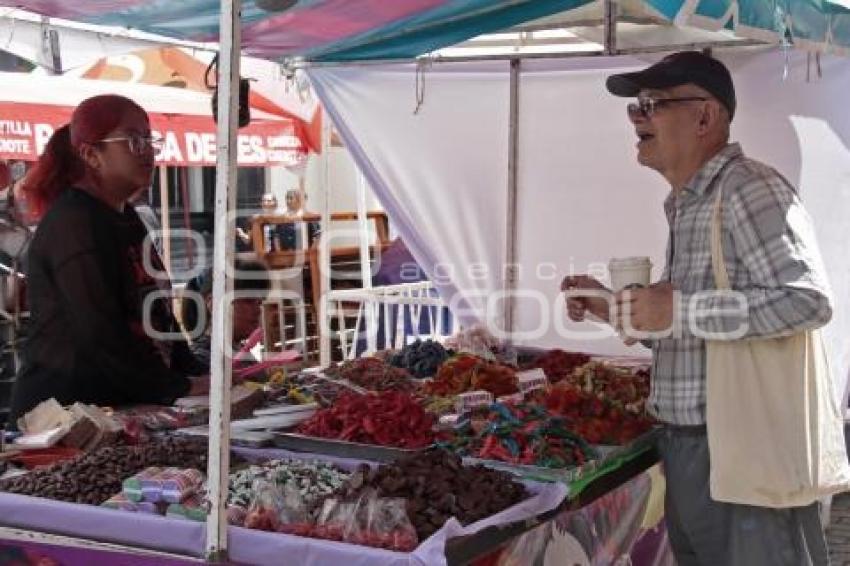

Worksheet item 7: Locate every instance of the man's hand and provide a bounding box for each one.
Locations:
[614,282,675,337]
[561,275,612,323]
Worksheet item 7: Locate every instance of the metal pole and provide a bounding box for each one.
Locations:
[158,167,171,275]
[355,170,377,354]
[206,0,241,560]
[293,42,762,69]
[180,168,195,270]
[39,16,62,74]
[319,109,333,367]
[603,0,618,55]
[503,58,520,341]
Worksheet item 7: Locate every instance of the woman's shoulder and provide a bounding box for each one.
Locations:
[40,188,107,225]
[32,189,111,252]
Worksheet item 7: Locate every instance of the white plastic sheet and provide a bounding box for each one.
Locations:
[308,47,850,400]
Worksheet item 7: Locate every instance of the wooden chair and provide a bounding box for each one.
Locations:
[250,211,392,361]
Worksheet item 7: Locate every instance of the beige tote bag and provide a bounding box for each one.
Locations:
[706,183,850,508]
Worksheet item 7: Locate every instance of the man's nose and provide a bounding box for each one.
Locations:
[628,110,647,125]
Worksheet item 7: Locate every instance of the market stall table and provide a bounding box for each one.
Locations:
[0,339,663,564]
[0,442,662,565]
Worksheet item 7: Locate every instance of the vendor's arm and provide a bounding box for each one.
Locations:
[676,174,832,340]
[52,221,191,404]
[171,339,210,376]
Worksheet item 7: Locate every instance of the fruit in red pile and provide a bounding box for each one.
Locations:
[569,361,651,414]
[526,349,591,384]
[545,385,654,445]
[296,392,435,448]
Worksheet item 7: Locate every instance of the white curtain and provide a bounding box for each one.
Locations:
[309,61,511,329]
[308,48,850,400]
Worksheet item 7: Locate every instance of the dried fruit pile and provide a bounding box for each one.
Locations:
[421,395,456,416]
[423,354,518,397]
[565,361,651,414]
[525,349,591,384]
[0,438,207,505]
[275,371,357,406]
[441,402,595,468]
[388,339,451,378]
[296,392,435,449]
[339,450,528,540]
[545,386,654,445]
[325,357,416,393]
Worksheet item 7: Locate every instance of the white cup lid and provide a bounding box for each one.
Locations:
[608,256,652,268]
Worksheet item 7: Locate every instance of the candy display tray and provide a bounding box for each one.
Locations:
[271,432,432,463]
[462,427,660,486]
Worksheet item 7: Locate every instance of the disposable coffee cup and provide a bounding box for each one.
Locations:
[608,257,652,291]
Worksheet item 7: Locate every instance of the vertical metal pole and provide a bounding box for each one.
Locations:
[158,167,172,275]
[355,170,377,354]
[39,16,62,74]
[503,59,520,342]
[319,110,333,367]
[180,168,195,270]
[603,0,618,55]
[206,0,241,560]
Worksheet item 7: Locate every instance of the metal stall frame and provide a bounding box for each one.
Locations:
[205,0,240,559]
[0,2,774,562]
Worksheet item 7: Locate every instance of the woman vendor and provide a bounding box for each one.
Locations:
[9,94,207,423]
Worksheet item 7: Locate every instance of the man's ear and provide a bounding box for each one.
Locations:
[697,100,721,135]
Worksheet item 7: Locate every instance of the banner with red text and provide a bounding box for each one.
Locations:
[0,101,306,167]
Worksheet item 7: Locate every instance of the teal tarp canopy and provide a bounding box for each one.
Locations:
[1,0,848,61]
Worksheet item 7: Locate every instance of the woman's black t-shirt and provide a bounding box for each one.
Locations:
[10,188,203,422]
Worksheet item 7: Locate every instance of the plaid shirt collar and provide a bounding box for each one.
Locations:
[685,142,743,196]
[663,142,743,217]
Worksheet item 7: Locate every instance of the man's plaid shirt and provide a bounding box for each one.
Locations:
[648,142,833,425]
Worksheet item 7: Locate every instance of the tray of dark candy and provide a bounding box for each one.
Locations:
[271,432,433,463]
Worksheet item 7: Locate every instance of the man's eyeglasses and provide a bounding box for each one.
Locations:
[99,133,163,156]
[627,96,708,119]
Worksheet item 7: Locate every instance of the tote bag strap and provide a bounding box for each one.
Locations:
[710,184,730,290]
[709,156,743,291]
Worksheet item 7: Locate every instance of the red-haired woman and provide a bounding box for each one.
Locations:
[9,95,208,424]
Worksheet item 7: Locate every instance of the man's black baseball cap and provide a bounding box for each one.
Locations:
[606,51,736,120]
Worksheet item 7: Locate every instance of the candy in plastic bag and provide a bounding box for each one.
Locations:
[244,479,284,531]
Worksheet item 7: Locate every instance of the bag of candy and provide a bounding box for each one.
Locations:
[275,482,313,536]
[243,479,285,532]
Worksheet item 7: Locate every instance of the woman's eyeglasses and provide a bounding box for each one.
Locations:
[627,96,708,119]
[99,133,163,156]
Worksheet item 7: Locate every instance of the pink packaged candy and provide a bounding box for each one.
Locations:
[161,468,205,504]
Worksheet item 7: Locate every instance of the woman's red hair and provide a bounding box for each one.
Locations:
[20,94,147,220]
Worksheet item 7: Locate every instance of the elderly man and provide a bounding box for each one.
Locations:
[562,51,833,564]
